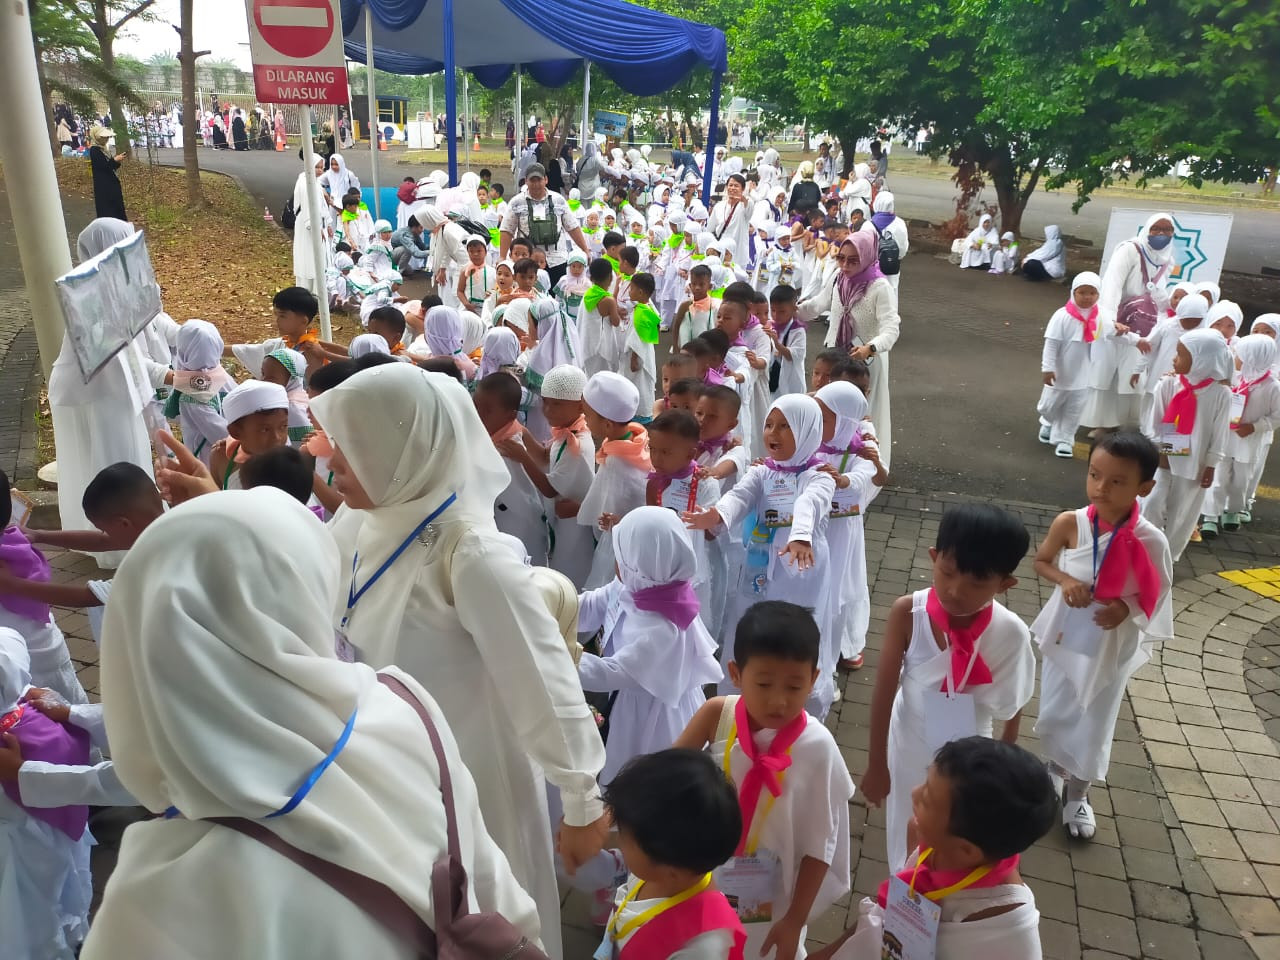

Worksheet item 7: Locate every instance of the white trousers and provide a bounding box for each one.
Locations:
[1037,387,1087,447]
[1142,469,1205,561]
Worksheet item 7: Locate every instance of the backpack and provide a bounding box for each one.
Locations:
[449,213,492,243]
[213,673,548,960]
[279,195,296,230]
[875,222,901,276]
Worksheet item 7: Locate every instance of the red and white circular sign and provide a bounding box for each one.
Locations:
[253,0,335,60]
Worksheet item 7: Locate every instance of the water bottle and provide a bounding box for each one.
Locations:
[742,518,774,597]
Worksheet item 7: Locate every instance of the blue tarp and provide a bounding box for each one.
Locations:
[339,0,726,96]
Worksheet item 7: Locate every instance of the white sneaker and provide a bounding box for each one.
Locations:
[1055,442,1074,458]
[1064,798,1096,840]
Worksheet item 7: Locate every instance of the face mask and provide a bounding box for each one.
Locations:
[1148,234,1173,250]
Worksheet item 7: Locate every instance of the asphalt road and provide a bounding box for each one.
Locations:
[170,147,1280,274]
[164,146,1280,536]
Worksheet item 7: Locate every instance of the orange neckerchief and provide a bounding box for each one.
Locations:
[551,415,588,460]
[389,341,406,356]
[490,420,524,446]
[283,328,319,349]
[595,424,652,472]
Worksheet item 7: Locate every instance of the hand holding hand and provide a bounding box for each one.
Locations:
[1060,576,1094,608]
[1093,598,1131,630]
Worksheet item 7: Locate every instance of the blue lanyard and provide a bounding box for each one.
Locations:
[164,705,359,821]
[343,493,456,628]
[1091,513,1119,592]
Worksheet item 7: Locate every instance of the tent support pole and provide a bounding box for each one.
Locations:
[444,0,458,186]
[581,60,591,155]
[515,65,522,149]
[701,69,722,209]
[364,10,381,219]
[463,71,471,172]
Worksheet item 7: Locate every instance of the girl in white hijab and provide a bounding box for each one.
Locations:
[1141,327,1232,560]
[959,213,998,269]
[577,506,721,784]
[684,394,838,715]
[48,218,171,567]
[1201,333,1280,535]
[309,366,607,960]
[165,319,233,464]
[293,155,331,294]
[424,305,478,379]
[413,203,471,310]
[320,153,359,211]
[814,382,886,677]
[82,489,540,960]
[478,326,522,380]
[1022,224,1066,280]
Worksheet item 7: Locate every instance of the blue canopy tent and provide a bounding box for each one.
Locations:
[339,0,727,207]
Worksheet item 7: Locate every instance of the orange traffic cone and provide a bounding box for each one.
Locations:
[472,133,481,152]
[275,130,285,151]
[378,130,388,151]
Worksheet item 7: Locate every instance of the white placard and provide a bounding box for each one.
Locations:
[1099,208,1233,288]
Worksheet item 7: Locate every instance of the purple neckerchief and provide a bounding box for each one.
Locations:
[704,367,725,386]
[819,430,864,458]
[1,709,91,839]
[871,211,896,233]
[630,580,700,629]
[0,526,52,625]
[697,434,732,458]
[731,332,747,347]
[744,315,762,331]
[308,504,326,521]
[765,456,822,474]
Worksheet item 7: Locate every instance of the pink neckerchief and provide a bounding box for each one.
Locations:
[1161,375,1214,435]
[1087,504,1160,619]
[697,434,732,459]
[731,697,807,856]
[925,588,994,692]
[1233,371,1272,403]
[877,848,1021,908]
[1065,299,1099,343]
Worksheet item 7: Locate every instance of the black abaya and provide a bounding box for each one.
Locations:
[88,145,127,221]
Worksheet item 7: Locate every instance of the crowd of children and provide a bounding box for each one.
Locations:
[0,160,1267,960]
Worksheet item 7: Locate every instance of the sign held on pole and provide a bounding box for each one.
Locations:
[245,0,348,105]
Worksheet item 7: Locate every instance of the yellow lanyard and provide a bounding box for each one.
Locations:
[607,873,712,942]
[907,847,994,901]
[722,720,791,856]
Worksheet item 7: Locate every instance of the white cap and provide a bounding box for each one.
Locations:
[541,364,589,401]
[583,371,639,423]
[222,380,288,426]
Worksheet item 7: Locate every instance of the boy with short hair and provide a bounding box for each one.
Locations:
[580,258,623,377]
[666,377,702,414]
[366,306,408,357]
[717,282,766,457]
[654,354,698,418]
[646,409,720,612]
[810,349,845,393]
[1033,431,1173,839]
[601,749,745,960]
[861,503,1037,871]
[767,284,807,399]
[695,385,746,489]
[815,737,1057,960]
[474,372,549,565]
[457,236,497,315]
[673,264,716,351]
[677,600,854,960]
[239,446,319,510]
[621,272,659,420]
[602,230,626,270]
[209,381,291,490]
[227,286,321,377]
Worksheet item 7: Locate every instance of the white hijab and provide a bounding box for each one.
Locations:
[814,381,869,449]
[610,508,720,705]
[1137,211,1175,267]
[1251,314,1280,339]
[424,305,465,356]
[479,327,520,379]
[1180,328,1232,383]
[527,297,579,377]
[872,191,896,215]
[324,153,358,198]
[77,216,135,262]
[767,394,823,466]
[1236,334,1276,383]
[94,489,531,938]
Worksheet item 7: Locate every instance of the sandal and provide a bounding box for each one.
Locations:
[1038,424,1052,444]
[1064,797,1096,840]
[1200,517,1219,539]
[1221,512,1241,532]
[839,654,864,672]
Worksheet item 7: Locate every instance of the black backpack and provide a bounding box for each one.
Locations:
[449,212,492,242]
[876,222,901,275]
[279,195,296,230]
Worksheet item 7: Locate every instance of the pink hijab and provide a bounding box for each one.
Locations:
[833,233,885,349]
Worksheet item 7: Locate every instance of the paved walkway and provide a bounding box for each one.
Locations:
[49,485,1280,959]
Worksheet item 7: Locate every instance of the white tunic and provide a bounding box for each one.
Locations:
[884,590,1035,871]
[1033,508,1172,781]
[548,429,598,589]
[707,198,752,261]
[291,170,331,293]
[1142,377,1230,480]
[578,454,649,590]
[606,878,734,959]
[1040,306,1093,392]
[495,451,550,566]
[770,319,809,400]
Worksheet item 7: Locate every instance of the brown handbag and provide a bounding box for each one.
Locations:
[214,673,548,959]
[1116,240,1169,337]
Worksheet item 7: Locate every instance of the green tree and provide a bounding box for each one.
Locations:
[78,0,157,154]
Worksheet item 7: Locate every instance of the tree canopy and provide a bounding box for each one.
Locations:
[730,0,1280,231]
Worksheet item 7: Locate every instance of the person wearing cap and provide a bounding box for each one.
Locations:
[499,163,589,287]
[208,381,290,490]
[390,216,429,277]
[457,236,498,315]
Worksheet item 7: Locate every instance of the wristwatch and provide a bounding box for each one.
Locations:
[868,343,877,354]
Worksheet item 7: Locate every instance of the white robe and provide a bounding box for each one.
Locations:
[578,454,649,590]
[770,319,809,400]
[548,428,598,589]
[577,580,720,784]
[495,449,550,567]
[1038,307,1093,447]
[884,590,1036,872]
[292,170,331,294]
[1034,508,1173,782]
[713,699,854,959]
[606,878,736,959]
[959,224,998,268]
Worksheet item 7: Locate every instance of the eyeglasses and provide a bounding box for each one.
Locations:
[835,255,859,263]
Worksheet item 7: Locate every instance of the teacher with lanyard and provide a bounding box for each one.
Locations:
[707,173,752,266]
[499,163,589,289]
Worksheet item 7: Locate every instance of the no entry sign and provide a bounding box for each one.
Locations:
[245,0,348,104]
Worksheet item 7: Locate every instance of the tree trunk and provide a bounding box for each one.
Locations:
[93,24,129,155]
[177,0,205,207]
[833,126,862,178]
[991,172,1023,235]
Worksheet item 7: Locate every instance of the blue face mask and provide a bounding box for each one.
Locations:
[1148,233,1173,250]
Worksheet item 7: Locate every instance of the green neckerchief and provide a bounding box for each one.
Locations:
[691,253,705,261]
[667,233,684,249]
[633,302,661,344]
[583,225,600,236]
[583,284,610,313]
[711,286,727,298]
[618,271,634,285]
[603,254,620,271]
[628,232,646,242]
[568,199,582,212]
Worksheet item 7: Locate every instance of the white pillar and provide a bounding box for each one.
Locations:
[581,61,591,155]
[298,105,333,341]
[364,9,381,219]
[514,65,522,150]
[463,71,471,172]
[0,0,72,378]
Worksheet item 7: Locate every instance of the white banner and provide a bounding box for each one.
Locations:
[1099,208,1233,288]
